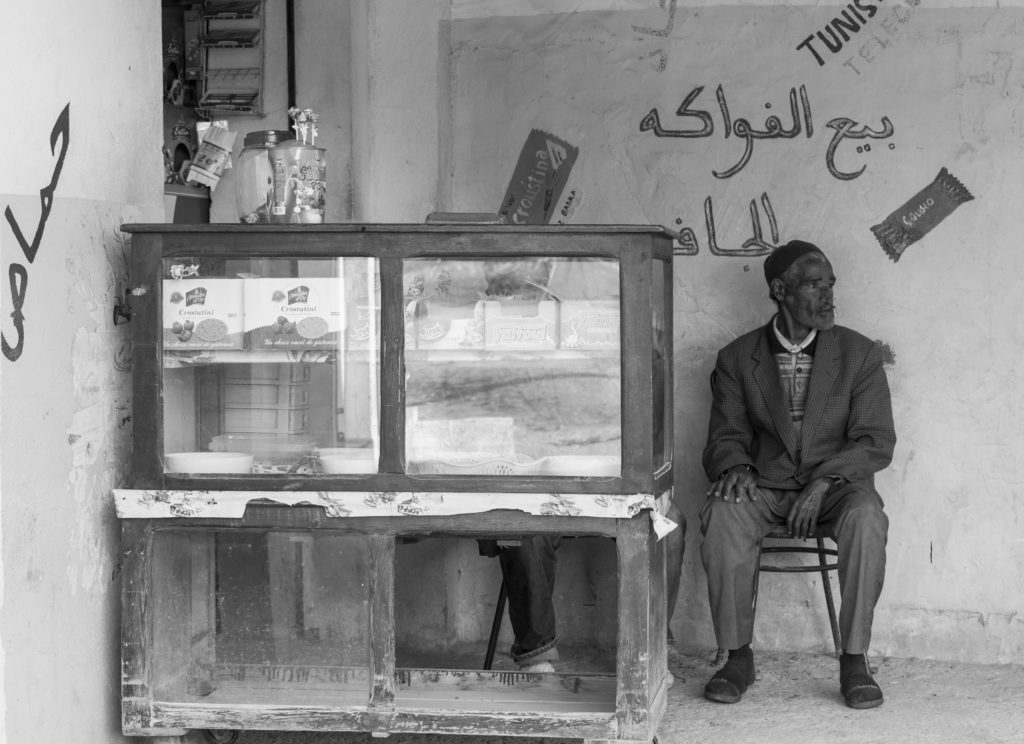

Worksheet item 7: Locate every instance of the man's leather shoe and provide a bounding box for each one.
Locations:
[840,653,884,709]
[704,646,755,703]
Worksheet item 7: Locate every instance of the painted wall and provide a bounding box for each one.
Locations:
[442,0,1024,663]
[0,2,162,742]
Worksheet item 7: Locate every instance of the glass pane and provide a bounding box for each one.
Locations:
[393,535,618,674]
[652,257,669,470]
[161,256,380,475]
[403,257,621,477]
[149,529,371,705]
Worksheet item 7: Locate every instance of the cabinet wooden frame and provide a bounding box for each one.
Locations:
[118,223,675,744]
[124,223,674,497]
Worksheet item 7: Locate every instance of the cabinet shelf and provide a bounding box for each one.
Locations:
[204,66,260,83]
[202,31,260,48]
[162,347,618,368]
[196,94,260,117]
[203,0,261,20]
[405,348,618,363]
[164,349,337,367]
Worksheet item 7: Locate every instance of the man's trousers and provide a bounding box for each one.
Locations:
[699,481,887,655]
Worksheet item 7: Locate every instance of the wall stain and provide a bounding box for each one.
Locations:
[876,340,896,366]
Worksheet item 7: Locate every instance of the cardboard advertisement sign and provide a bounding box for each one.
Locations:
[498,129,578,225]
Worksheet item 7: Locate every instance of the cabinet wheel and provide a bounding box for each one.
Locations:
[203,731,240,744]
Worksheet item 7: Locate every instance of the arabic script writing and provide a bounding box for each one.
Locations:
[663,192,780,257]
[3,104,70,362]
[639,84,894,180]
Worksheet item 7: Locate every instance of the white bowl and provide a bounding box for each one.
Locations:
[165,452,254,474]
[318,447,376,474]
[536,455,620,477]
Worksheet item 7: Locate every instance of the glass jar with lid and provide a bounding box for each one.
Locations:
[235,130,291,224]
[270,140,326,224]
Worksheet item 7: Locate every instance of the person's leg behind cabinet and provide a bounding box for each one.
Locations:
[499,534,561,671]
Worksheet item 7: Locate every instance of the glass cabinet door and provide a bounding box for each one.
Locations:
[149,528,371,706]
[160,256,380,476]
[402,257,622,477]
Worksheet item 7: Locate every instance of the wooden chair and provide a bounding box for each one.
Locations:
[758,526,841,655]
[715,526,841,665]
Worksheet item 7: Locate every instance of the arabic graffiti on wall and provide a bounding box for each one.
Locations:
[639,84,895,181]
[3,104,71,362]
[665,193,780,258]
[638,85,895,256]
[632,0,678,72]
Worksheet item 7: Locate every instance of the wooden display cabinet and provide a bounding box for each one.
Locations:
[116,223,675,744]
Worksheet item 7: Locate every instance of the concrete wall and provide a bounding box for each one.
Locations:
[0,2,163,742]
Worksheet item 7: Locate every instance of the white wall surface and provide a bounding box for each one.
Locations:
[442,1,1024,663]
[0,1,162,742]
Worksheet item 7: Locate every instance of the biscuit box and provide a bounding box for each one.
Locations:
[244,278,344,350]
[405,300,484,350]
[346,302,381,351]
[162,278,244,350]
[483,300,559,350]
[560,300,620,349]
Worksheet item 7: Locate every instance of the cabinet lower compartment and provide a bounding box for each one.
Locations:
[121,511,668,742]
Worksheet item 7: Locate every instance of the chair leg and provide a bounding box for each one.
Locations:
[483,579,507,670]
[816,536,842,658]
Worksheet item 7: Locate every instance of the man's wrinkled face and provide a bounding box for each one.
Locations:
[775,254,836,332]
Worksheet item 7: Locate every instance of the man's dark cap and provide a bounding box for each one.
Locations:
[763,240,827,285]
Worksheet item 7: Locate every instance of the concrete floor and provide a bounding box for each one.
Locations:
[218,647,1024,744]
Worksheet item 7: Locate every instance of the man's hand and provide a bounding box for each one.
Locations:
[708,465,759,504]
[785,478,831,538]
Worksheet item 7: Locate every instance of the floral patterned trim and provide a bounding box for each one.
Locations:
[112,489,678,537]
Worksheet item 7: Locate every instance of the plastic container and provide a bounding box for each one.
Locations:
[165,452,254,474]
[534,455,620,477]
[209,433,316,472]
[317,447,376,474]
[235,129,292,224]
